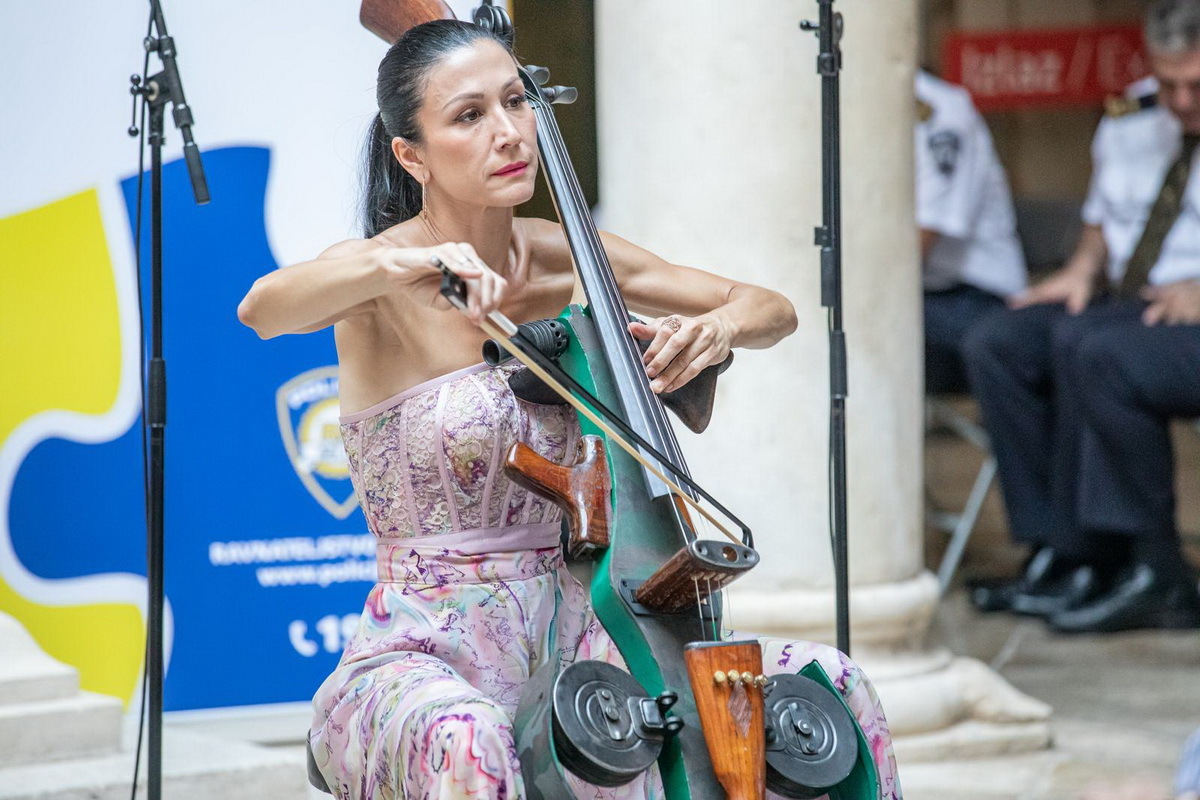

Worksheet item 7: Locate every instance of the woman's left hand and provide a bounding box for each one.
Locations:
[628,314,732,394]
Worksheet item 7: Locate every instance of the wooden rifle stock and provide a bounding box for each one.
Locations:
[504,436,612,558]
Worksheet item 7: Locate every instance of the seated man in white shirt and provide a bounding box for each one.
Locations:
[917,69,1026,394]
[964,0,1200,632]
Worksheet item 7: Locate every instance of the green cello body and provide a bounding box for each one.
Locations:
[537,302,881,800]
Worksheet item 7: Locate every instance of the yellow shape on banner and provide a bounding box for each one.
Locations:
[0,190,123,439]
[0,190,144,706]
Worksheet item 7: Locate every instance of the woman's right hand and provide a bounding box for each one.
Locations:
[1009,265,1094,314]
[378,241,508,325]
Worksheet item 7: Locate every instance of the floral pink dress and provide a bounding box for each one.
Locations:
[309,362,902,800]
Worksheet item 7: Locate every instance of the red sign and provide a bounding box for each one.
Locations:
[943,25,1151,112]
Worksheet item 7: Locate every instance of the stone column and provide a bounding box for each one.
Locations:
[594,0,1050,761]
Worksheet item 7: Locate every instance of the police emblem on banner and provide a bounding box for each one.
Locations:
[276,366,357,519]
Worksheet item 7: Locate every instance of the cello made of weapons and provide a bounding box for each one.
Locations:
[352,3,879,798]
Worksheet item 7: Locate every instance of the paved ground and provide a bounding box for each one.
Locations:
[919,404,1200,799]
[904,590,1200,799]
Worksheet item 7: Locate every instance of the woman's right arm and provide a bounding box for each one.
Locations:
[237,240,387,339]
[237,239,508,339]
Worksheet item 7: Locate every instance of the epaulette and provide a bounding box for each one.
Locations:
[916,98,933,123]
[1104,92,1157,118]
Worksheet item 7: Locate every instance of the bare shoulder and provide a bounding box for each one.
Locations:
[518,217,654,284]
[316,237,378,260]
[519,216,567,248]
[519,217,574,274]
[317,219,424,260]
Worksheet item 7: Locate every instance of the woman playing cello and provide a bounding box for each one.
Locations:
[237,18,900,800]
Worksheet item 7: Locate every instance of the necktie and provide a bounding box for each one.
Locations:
[1118,134,1200,297]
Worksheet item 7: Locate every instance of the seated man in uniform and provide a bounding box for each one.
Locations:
[916,68,1026,394]
[964,0,1200,632]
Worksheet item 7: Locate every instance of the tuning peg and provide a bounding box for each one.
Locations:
[525,64,550,86]
[544,85,578,105]
[473,2,513,46]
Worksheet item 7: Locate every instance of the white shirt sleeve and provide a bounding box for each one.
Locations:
[916,108,987,240]
[1081,120,1108,227]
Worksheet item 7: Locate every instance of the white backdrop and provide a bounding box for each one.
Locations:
[0,0,489,712]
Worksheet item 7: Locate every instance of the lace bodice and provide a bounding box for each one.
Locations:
[340,362,577,540]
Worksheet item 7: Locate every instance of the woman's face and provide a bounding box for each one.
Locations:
[409,39,538,210]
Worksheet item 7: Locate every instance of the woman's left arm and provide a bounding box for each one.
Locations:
[601,230,798,394]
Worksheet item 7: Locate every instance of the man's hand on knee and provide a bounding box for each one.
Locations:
[1141,281,1200,325]
[1010,267,1095,314]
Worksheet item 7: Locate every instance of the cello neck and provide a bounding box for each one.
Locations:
[523,69,690,497]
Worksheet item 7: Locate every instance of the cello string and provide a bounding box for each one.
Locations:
[708,578,719,641]
[535,98,686,476]
[715,582,724,638]
[533,89,741,636]
[535,98,701,547]
[533,91,732,630]
[533,103,691,485]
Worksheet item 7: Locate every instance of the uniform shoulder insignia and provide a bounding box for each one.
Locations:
[916,98,933,123]
[1104,93,1157,118]
[928,129,962,176]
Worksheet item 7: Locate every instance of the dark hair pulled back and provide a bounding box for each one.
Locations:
[363,19,512,237]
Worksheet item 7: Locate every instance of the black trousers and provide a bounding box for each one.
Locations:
[962,300,1200,561]
[925,284,1007,395]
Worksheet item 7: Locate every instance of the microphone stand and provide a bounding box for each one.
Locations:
[129,2,208,796]
[800,1,849,656]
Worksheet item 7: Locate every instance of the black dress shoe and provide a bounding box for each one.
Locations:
[968,547,1067,614]
[1049,564,1200,634]
[1009,564,1113,619]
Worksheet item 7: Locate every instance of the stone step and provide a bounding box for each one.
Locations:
[0,691,123,768]
[0,659,78,708]
[0,616,80,706]
[898,751,1061,800]
[0,730,307,800]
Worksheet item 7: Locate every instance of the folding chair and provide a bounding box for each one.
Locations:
[926,397,997,594]
[923,197,1081,594]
